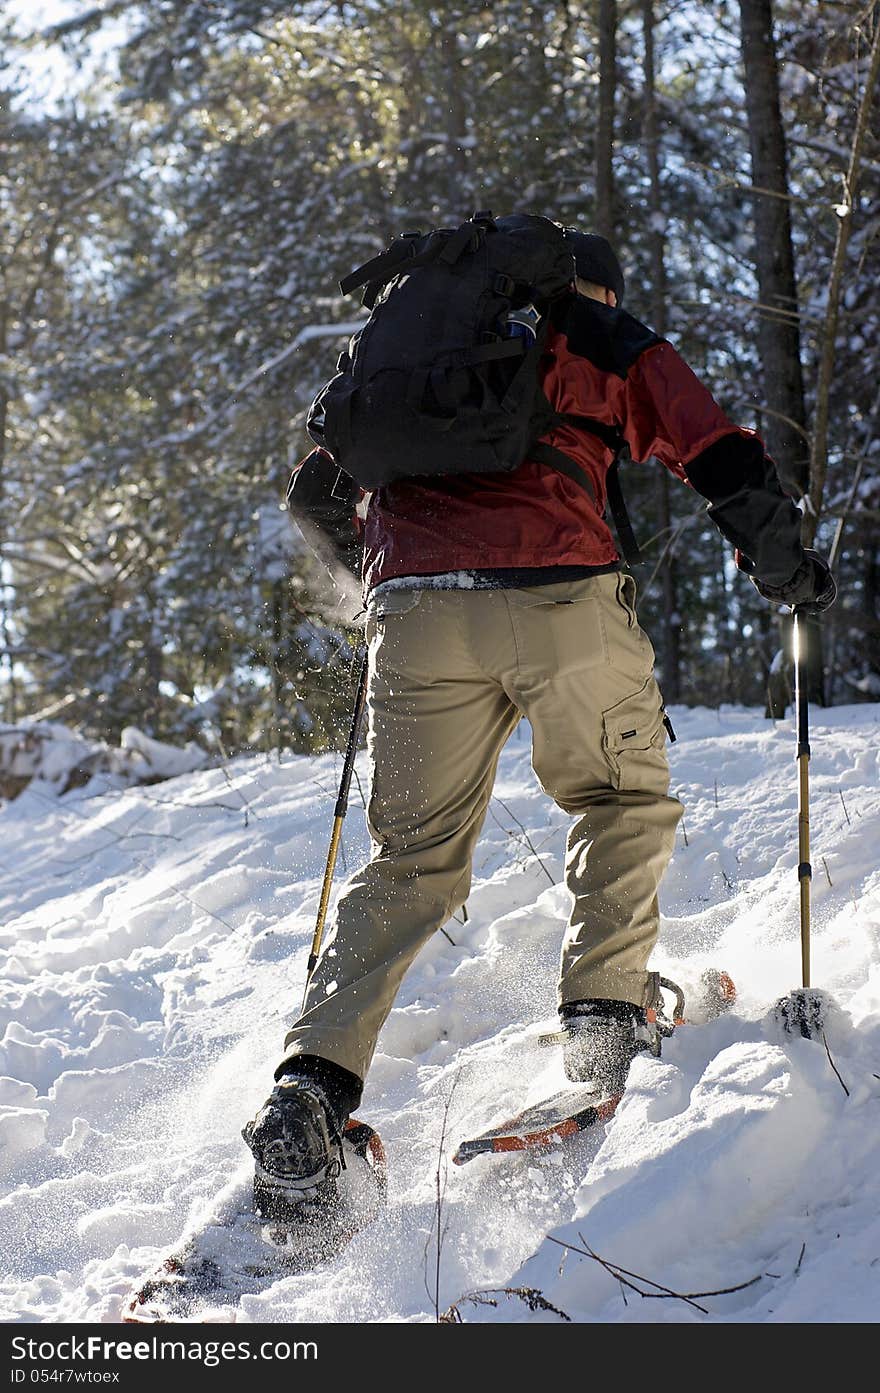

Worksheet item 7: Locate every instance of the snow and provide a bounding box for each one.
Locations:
[2,702,880,1324]
[229,323,365,398]
[372,570,479,596]
[0,722,209,797]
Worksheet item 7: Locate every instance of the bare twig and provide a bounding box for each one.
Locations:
[20,783,243,936]
[441,1286,571,1323]
[203,730,259,829]
[50,829,183,865]
[216,762,258,828]
[821,1032,851,1097]
[77,785,243,814]
[641,510,702,594]
[351,765,367,812]
[546,1233,763,1314]
[806,7,880,544]
[838,789,852,825]
[490,796,555,884]
[546,1235,706,1312]
[728,400,812,443]
[828,459,865,574]
[822,857,833,888]
[424,1076,460,1322]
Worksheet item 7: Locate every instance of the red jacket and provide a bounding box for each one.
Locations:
[291,295,805,593]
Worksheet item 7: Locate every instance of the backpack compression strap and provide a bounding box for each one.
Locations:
[340,216,495,307]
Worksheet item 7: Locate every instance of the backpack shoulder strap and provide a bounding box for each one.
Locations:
[532,409,643,565]
[604,447,642,565]
[528,442,598,504]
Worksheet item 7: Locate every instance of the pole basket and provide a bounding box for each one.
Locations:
[773,987,833,1040]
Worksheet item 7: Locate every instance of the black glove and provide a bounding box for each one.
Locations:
[750,549,837,612]
[286,449,363,580]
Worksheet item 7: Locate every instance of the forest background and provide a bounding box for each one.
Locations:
[1,0,878,760]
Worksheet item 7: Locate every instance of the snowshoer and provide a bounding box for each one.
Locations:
[243,222,835,1216]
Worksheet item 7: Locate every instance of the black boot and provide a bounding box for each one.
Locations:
[242,1074,347,1221]
[560,998,660,1096]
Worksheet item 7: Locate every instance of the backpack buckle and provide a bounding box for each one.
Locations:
[493,273,515,297]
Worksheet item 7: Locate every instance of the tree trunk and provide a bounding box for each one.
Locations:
[738,0,808,497]
[0,102,7,574]
[271,576,285,761]
[441,23,468,212]
[641,0,681,701]
[0,297,17,723]
[805,9,880,547]
[596,0,617,239]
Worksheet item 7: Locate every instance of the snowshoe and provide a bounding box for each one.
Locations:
[452,1087,621,1165]
[124,1119,386,1323]
[455,970,736,1167]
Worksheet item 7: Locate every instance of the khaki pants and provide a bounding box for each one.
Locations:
[279,573,682,1084]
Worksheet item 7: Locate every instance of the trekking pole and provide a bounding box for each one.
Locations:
[302,650,370,1013]
[793,606,811,991]
[776,605,829,1038]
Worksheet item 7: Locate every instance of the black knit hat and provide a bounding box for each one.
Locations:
[563,229,625,305]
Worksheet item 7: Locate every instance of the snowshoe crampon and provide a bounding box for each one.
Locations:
[124,1120,386,1323]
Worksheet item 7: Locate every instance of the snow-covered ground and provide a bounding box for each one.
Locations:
[2,702,879,1324]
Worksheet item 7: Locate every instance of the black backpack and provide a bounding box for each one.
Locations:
[307,211,609,500]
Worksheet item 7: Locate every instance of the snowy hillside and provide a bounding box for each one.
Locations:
[2,702,879,1324]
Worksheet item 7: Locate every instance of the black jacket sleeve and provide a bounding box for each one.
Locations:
[683,434,804,587]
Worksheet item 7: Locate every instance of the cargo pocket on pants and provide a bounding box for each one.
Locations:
[601,677,670,795]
